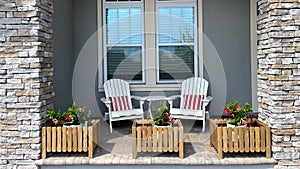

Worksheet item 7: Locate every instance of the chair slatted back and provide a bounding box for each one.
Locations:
[180,77,209,110]
[103,79,133,111]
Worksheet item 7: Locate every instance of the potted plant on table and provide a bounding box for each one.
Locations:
[151,101,173,126]
[224,100,253,127]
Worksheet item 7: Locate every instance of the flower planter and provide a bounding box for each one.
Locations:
[132,119,184,159]
[41,119,100,159]
[210,118,271,159]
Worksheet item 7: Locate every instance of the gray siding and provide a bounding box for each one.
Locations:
[53,0,74,110]
[53,0,252,118]
[203,0,251,117]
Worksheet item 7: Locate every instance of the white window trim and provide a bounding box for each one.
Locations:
[98,0,203,92]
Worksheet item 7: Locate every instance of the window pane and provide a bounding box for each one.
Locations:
[106,8,142,45]
[158,7,194,43]
[159,46,194,80]
[107,47,143,81]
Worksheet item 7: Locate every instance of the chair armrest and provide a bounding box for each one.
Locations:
[100,97,111,106]
[131,95,148,101]
[203,96,213,107]
[166,95,181,101]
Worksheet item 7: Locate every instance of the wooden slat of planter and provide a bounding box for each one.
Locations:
[78,127,82,152]
[147,125,152,152]
[255,127,260,152]
[234,127,239,152]
[137,126,142,152]
[83,127,88,152]
[57,127,62,152]
[73,127,77,152]
[261,127,266,152]
[250,127,255,153]
[47,127,51,152]
[62,127,67,152]
[244,127,249,152]
[68,127,72,152]
[51,127,56,152]
[217,127,223,159]
[163,127,168,152]
[266,126,271,158]
[228,127,233,152]
[169,127,173,152]
[158,127,163,152]
[179,125,184,159]
[239,128,244,153]
[42,127,46,159]
[174,126,179,153]
[153,127,157,152]
[132,122,137,159]
[222,127,228,152]
[142,126,147,152]
[88,126,93,158]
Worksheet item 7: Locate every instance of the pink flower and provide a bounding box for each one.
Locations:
[66,115,72,122]
[249,113,254,117]
[167,114,173,122]
[234,105,240,110]
[79,107,85,112]
[52,118,58,125]
[241,120,248,125]
[224,107,231,115]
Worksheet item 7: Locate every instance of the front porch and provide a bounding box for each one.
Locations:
[36,120,276,166]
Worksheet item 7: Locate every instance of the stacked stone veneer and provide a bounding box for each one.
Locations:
[257,0,300,168]
[0,0,54,168]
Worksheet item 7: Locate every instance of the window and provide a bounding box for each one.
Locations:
[156,1,197,82]
[103,0,144,83]
[99,0,202,91]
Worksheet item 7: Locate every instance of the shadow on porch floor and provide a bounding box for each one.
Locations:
[36,119,276,166]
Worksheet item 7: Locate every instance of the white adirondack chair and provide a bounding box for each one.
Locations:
[101,79,146,133]
[167,77,212,132]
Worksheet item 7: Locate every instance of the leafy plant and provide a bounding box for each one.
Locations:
[224,100,253,126]
[46,102,91,126]
[152,102,172,126]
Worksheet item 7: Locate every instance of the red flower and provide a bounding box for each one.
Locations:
[241,120,248,125]
[66,115,72,122]
[249,113,254,117]
[234,105,240,110]
[224,107,231,115]
[52,118,58,125]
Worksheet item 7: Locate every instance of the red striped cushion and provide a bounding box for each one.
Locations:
[109,96,130,111]
[183,94,204,110]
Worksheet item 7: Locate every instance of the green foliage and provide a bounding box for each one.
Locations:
[46,102,92,125]
[224,100,253,126]
[152,102,172,126]
[46,109,66,122]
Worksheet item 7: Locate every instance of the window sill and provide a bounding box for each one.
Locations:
[98,83,182,92]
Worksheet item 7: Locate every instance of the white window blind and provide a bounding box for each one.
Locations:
[104,1,144,82]
[157,4,197,82]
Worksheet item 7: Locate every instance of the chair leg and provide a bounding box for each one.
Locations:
[109,120,113,133]
[202,118,205,132]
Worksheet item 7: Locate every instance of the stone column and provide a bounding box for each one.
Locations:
[257,0,300,168]
[0,0,54,168]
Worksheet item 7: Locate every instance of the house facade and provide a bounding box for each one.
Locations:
[0,0,299,168]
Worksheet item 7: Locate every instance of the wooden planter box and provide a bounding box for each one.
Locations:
[132,119,184,159]
[41,119,100,159]
[210,118,271,159]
